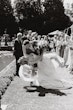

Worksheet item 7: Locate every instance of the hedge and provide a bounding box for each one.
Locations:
[0,60,16,98]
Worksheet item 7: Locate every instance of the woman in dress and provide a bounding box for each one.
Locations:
[19,40,42,86]
[63,35,71,70]
[18,55,39,86]
[19,38,73,90]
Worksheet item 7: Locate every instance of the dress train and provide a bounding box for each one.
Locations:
[19,52,73,89]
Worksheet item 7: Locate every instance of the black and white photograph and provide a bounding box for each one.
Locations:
[0,0,73,110]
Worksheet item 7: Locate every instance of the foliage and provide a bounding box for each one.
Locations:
[0,0,18,35]
[42,0,72,33]
[0,0,72,35]
[0,0,12,16]
[14,0,72,34]
[14,0,42,19]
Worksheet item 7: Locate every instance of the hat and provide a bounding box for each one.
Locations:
[32,41,38,47]
[17,32,22,37]
[31,32,37,37]
[22,35,27,40]
[28,30,32,34]
[23,40,29,45]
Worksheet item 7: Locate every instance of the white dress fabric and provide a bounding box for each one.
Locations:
[55,40,61,55]
[44,52,64,68]
[64,46,71,69]
[19,52,73,89]
[38,53,73,89]
[19,64,38,82]
[19,54,41,83]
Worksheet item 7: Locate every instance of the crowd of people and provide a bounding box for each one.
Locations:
[13,30,73,87]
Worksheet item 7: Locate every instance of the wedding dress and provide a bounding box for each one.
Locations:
[64,46,71,69]
[19,52,73,90]
[38,53,73,89]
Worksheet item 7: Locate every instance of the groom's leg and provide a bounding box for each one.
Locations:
[16,58,20,76]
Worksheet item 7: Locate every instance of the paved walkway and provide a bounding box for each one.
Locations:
[0,51,13,56]
[1,74,73,110]
[1,50,73,110]
[0,51,14,72]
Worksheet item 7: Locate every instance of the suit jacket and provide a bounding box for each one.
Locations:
[14,39,23,59]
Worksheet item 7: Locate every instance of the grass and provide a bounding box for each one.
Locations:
[0,53,14,71]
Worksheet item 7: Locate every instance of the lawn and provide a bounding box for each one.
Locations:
[0,51,14,71]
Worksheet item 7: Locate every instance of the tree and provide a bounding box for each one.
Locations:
[42,0,72,33]
[0,0,18,35]
[14,0,72,34]
[14,0,43,20]
[0,0,11,32]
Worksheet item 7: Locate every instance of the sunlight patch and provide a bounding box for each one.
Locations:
[1,105,8,110]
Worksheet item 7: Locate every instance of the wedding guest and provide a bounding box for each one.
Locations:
[0,36,1,48]
[3,29,9,46]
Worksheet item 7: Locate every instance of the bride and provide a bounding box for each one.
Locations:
[18,40,41,86]
[18,40,73,89]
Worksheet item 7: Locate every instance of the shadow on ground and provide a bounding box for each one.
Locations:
[24,86,67,97]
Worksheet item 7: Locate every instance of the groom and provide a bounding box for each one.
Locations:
[13,32,23,76]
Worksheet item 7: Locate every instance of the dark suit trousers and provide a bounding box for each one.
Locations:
[15,57,20,76]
